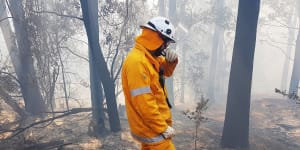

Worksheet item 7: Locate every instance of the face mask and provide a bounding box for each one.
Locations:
[151,34,171,57]
[153,46,164,56]
[153,43,169,57]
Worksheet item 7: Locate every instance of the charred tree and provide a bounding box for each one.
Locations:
[178,1,189,103]
[208,0,225,102]
[8,0,46,115]
[221,0,260,148]
[289,1,300,96]
[0,1,20,85]
[166,0,177,106]
[281,7,296,90]
[158,0,165,16]
[289,29,300,96]
[80,0,121,133]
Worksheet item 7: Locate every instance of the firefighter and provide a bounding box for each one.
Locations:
[121,16,178,150]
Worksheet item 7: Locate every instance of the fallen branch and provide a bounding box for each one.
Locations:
[275,88,300,101]
[0,17,14,23]
[43,110,71,114]
[0,86,25,116]
[23,140,69,150]
[3,107,92,140]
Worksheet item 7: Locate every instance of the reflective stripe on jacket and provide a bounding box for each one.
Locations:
[121,28,177,143]
[131,132,165,143]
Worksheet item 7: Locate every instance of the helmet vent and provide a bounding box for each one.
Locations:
[166,29,172,35]
[165,20,169,25]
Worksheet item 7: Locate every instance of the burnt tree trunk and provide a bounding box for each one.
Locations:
[80,0,121,133]
[208,0,225,102]
[166,0,177,106]
[289,28,300,96]
[281,7,295,90]
[221,0,260,148]
[9,0,46,115]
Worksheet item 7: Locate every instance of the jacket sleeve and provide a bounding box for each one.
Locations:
[158,57,178,77]
[126,60,168,134]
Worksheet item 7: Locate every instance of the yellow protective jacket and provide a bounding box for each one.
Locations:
[121,28,178,144]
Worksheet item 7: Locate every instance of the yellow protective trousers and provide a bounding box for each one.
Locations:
[141,139,175,150]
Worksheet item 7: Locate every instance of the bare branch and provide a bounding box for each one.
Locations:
[259,40,294,62]
[43,110,71,114]
[0,17,13,23]
[0,86,25,116]
[31,10,83,21]
[0,70,21,85]
[111,0,129,79]
[98,14,124,26]
[113,58,123,82]
[23,140,72,150]
[2,107,92,139]
[5,0,13,19]
[69,37,88,45]
[260,23,298,30]
[275,88,300,101]
[60,46,89,62]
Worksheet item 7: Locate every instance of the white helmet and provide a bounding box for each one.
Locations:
[140,16,176,43]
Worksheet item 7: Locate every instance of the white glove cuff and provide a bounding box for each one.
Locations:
[165,49,178,63]
[162,126,175,139]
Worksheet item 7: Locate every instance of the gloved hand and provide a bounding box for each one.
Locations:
[165,48,178,63]
[161,126,175,139]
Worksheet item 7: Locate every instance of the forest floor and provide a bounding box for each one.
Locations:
[0,95,300,150]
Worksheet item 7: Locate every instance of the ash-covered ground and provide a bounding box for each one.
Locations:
[0,96,299,150]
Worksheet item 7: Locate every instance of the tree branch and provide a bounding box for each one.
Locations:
[0,70,21,85]
[275,88,300,101]
[113,58,123,82]
[259,40,294,62]
[0,86,25,116]
[31,10,83,21]
[260,23,298,30]
[23,140,68,150]
[60,46,89,62]
[2,107,92,140]
[0,17,13,23]
[69,37,88,45]
[5,0,14,20]
[111,0,129,80]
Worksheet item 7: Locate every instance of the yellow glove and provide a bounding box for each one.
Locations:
[165,48,178,63]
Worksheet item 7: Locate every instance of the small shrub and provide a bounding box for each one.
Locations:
[182,95,209,150]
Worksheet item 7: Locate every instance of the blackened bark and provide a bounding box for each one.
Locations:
[289,29,300,96]
[80,0,121,132]
[9,0,45,115]
[221,0,260,148]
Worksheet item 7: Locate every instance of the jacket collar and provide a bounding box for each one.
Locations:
[135,28,164,51]
[135,43,160,72]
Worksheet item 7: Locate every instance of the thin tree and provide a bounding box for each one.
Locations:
[166,0,177,106]
[281,5,296,90]
[7,0,46,115]
[208,0,225,102]
[288,1,300,96]
[158,0,165,16]
[221,0,260,148]
[0,1,20,92]
[80,0,121,133]
[177,0,191,103]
